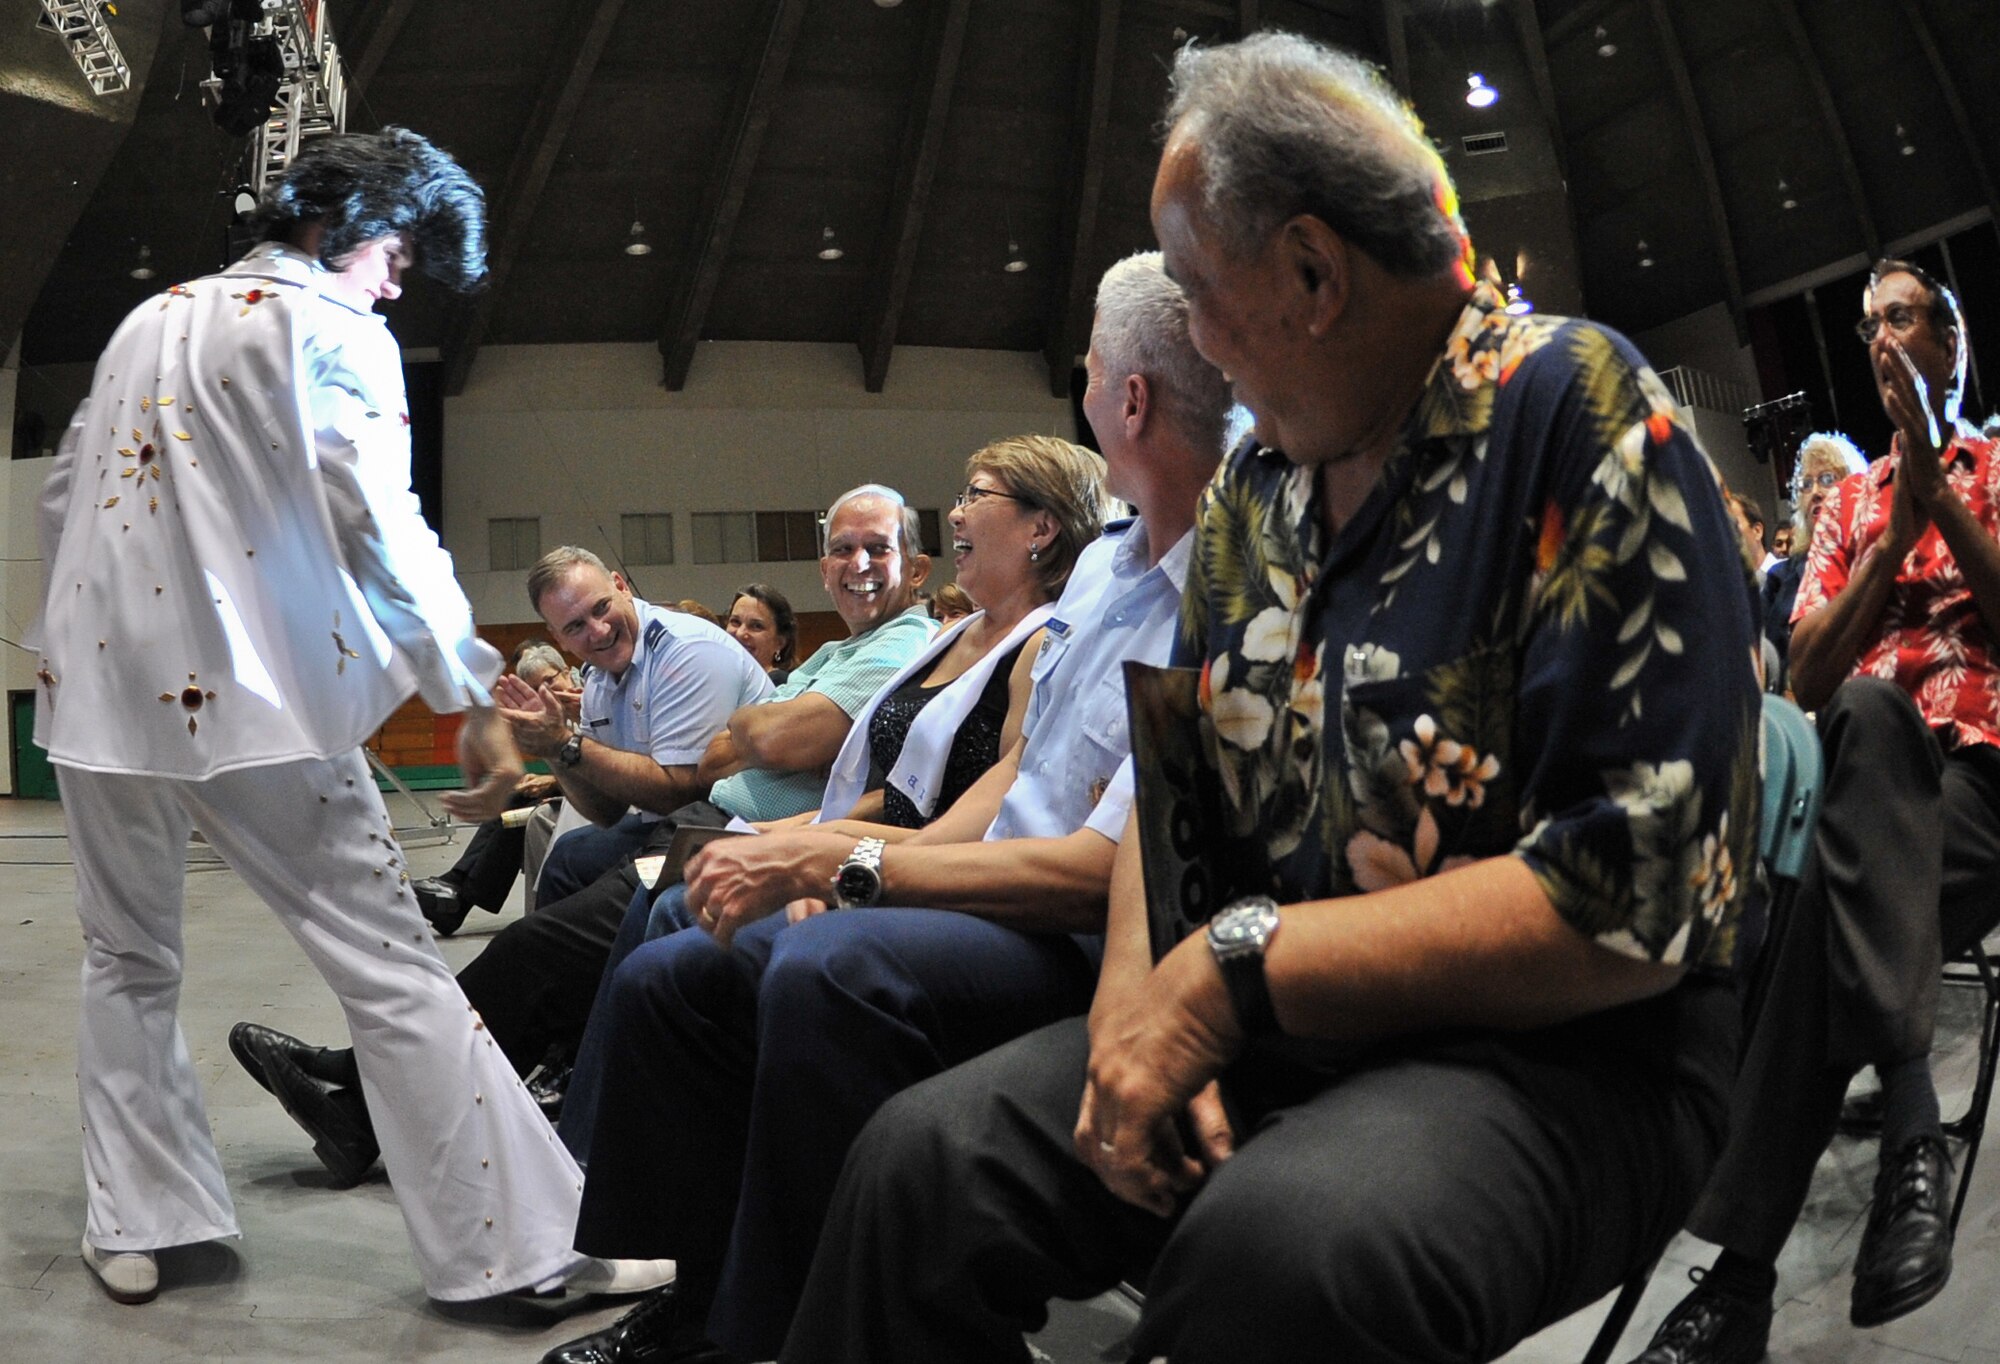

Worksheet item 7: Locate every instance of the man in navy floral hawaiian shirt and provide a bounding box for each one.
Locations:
[777,32,1761,1364]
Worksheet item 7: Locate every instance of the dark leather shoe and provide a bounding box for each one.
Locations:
[228,1021,361,1093]
[1851,1134,1954,1327]
[1628,1267,1772,1364]
[240,1028,380,1187]
[538,1282,735,1363]
[527,1062,571,1123]
[414,876,471,936]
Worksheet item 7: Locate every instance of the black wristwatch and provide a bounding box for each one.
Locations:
[1206,895,1282,1036]
[554,728,585,769]
[832,836,888,908]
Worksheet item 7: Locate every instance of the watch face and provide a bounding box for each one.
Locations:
[837,864,880,905]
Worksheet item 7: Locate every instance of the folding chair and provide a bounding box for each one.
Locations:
[1580,692,1827,1364]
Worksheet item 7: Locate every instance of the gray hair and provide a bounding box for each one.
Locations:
[1164,31,1471,280]
[512,641,568,684]
[1790,431,1867,547]
[525,545,613,614]
[1093,251,1232,456]
[822,484,923,558]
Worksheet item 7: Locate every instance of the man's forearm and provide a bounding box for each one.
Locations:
[878,829,1116,933]
[1256,855,1683,1044]
[1089,814,1156,1040]
[1928,492,2000,646]
[1790,548,1904,709]
[556,740,706,822]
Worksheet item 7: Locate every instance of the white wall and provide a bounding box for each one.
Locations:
[1628,302,1760,393]
[445,340,1077,624]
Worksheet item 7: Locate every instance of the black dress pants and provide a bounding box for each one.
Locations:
[1689,677,2000,1261]
[785,983,1736,1364]
[439,812,528,909]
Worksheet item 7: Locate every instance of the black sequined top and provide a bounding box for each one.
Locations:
[869,640,1026,829]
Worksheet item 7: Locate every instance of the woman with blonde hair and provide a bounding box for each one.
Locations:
[1764,430,1868,684]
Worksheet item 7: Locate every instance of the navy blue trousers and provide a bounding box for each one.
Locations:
[569,891,1101,1361]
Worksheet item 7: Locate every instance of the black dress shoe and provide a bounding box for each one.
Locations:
[1627,1267,1772,1364]
[240,1028,380,1187]
[1851,1134,1954,1327]
[414,876,471,936]
[528,1062,572,1123]
[228,1021,361,1094]
[539,1282,736,1364]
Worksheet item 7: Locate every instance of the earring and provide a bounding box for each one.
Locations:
[1028,543,1041,563]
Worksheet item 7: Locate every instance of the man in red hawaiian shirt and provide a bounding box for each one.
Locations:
[1631,260,2000,1364]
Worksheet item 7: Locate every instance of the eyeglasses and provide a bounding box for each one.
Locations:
[954,484,1032,510]
[1801,470,1844,490]
[1854,303,1924,345]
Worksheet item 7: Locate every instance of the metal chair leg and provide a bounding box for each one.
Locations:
[1945,949,2000,1233]
[1580,1255,1660,1364]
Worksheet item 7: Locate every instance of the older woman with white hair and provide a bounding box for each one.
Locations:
[1764,431,1868,686]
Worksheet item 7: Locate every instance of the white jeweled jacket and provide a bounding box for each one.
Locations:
[30,242,501,779]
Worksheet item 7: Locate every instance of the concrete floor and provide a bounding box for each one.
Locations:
[2,792,1995,1363]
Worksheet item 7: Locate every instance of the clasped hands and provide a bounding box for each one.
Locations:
[1879,337,1953,555]
[682,827,851,948]
[1073,931,1246,1218]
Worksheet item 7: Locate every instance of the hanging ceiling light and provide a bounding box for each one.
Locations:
[1594,24,1617,58]
[624,219,653,257]
[1637,239,1654,269]
[1895,123,1917,157]
[129,243,156,281]
[1464,72,1498,108]
[1778,178,1797,211]
[817,226,844,261]
[1004,238,1029,273]
[1503,282,1534,315]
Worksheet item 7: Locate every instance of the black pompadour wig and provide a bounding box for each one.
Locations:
[255,126,487,292]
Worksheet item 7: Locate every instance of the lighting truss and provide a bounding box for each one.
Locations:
[201,0,348,197]
[35,0,131,96]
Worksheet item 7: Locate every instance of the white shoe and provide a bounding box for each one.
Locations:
[565,1256,676,1297]
[81,1238,158,1304]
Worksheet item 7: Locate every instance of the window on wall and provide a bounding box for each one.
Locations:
[622,513,676,565]
[489,516,541,572]
[754,510,825,562]
[691,511,758,565]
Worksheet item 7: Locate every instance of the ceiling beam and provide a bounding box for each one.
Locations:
[1891,0,2000,257]
[1377,0,1409,96]
[1765,0,1878,260]
[439,0,626,396]
[1544,0,1621,49]
[1645,0,1747,341]
[346,0,416,97]
[1508,0,1567,182]
[659,0,810,391]
[1042,0,1122,398]
[858,0,972,393]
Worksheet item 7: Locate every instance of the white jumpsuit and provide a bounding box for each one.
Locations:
[30,242,587,1300]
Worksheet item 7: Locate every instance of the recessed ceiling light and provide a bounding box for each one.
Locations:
[817,226,844,261]
[1896,123,1917,156]
[624,220,652,256]
[1004,239,1028,273]
[1465,72,1498,108]
[1778,178,1797,211]
[129,244,155,281]
[1637,239,1654,269]
[1595,25,1617,58]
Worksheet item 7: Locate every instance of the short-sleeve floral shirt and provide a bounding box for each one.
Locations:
[1177,284,1762,974]
[1794,428,2000,752]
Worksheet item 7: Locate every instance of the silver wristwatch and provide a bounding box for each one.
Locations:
[554,726,585,769]
[1206,895,1282,1035]
[832,836,888,908]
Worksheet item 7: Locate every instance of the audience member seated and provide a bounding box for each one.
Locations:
[537,248,1230,1364]
[775,35,1759,1364]
[673,598,722,627]
[1633,259,2000,1363]
[229,542,784,1181]
[554,434,1108,1147]
[1724,489,1781,690]
[413,639,580,936]
[926,580,976,626]
[1761,431,1866,692]
[721,582,796,682]
[1727,490,1768,578]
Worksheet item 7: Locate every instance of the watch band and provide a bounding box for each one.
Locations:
[1207,896,1282,1037]
[555,729,585,769]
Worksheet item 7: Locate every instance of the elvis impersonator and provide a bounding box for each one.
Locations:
[28,128,669,1309]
